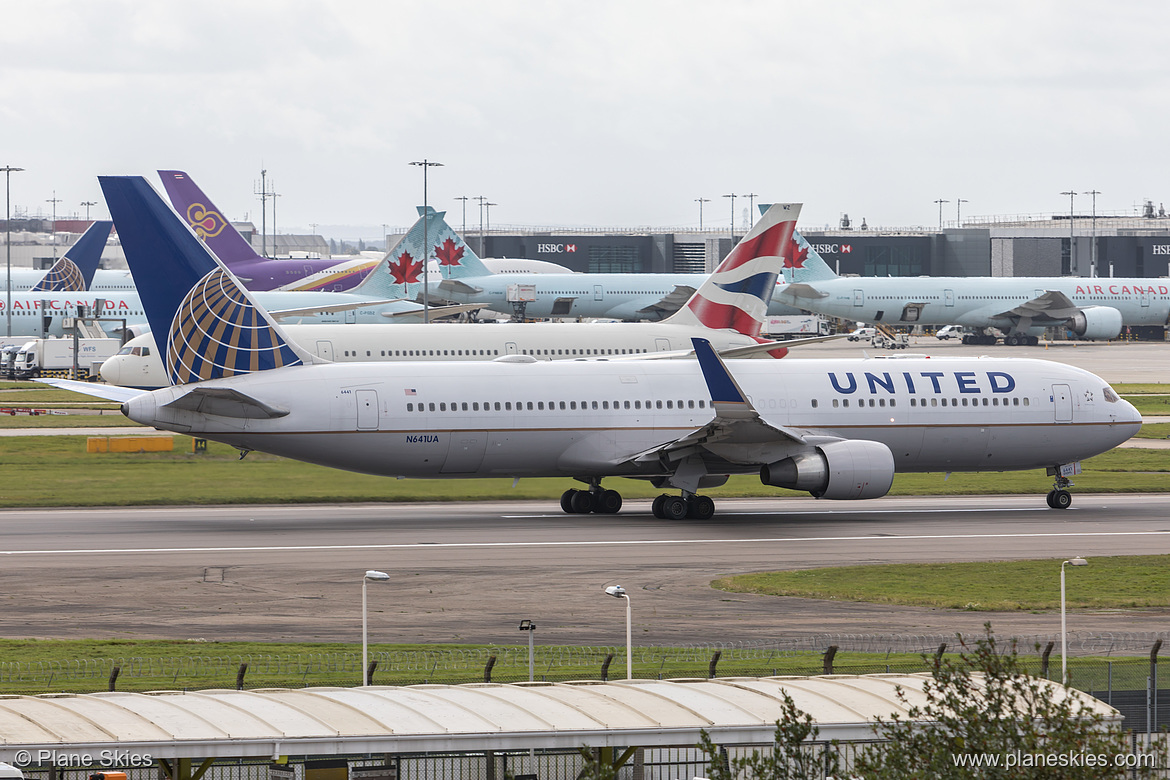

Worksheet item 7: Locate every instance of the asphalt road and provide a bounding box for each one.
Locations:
[2,495,1167,645]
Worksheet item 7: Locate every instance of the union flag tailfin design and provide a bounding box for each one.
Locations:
[665,203,802,337]
[99,176,306,387]
[32,220,112,292]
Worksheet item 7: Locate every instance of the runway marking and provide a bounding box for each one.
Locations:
[2,530,1168,557]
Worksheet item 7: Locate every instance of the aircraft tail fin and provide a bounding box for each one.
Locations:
[353,206,492,298]
[32,220,112,292]
[157,170,263,266]
[99,176,308,386]
[664,203,801,336]
[782,230,840,283]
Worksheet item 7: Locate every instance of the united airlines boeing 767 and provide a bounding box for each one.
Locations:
[51,177,1141,519]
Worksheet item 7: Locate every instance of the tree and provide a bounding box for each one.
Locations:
[853,624,1164,779]
[698,691,842,780]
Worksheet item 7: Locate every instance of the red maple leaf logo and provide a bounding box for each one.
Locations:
[387,250,423,285]
[434,237,465,267]
[782,237,808,269]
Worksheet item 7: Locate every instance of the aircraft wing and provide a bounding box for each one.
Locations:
[634,285,697,318]
[35,378,147,403]
[437,278,484,296]
[268,298,407,319]
[777,282,829,300]
[994,289,1081,322]
[383,303,485,319]
[162,386,290,419]
[615,339,838,469]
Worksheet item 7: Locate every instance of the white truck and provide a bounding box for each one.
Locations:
[13,337,121,380]
[764,315,831,338]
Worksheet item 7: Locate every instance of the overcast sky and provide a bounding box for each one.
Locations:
[2,0,1168,238]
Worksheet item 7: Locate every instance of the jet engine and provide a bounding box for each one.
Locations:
[760,440,894,500]
[1066,306,1123,340]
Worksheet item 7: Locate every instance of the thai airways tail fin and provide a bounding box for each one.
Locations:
[157,170,263,266]
[32,220,112,292]
[352,206,493,298]
[663,203,801,336]
[99,176,309,386]
[782,230,840,283]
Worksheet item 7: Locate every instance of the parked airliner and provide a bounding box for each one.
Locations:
[365,207,803,321]
[99,203,806,389]
[53,176,1140,519]
[776,233,1170,345]
[0,221,137,292]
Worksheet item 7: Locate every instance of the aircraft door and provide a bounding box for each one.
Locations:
[594,285,604,301]
[442,433,487,473]
[356,389,379,430]
[505,341,518,354]
[1052,383,1073,423]
[1142,289,1151,308]
[655,338,671,352]
[944,289,955,307]
[853,289,864,307]
[345,309,357,324]
[315,340,334,361]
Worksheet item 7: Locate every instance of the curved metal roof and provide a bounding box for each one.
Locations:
[0,675,1119,761]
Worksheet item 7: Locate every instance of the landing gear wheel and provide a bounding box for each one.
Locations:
[652,494,668,519]
[687,495,715,520]
[1028,335,1039,346]
[561,489,578,514]
[1050,489,1072,509]
[661,496,689,520]
[1005,334,1019,346]
[595,489,623,514]
[962,334,973,345]
[570,490,595,514]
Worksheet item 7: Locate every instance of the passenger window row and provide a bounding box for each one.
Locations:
[406,398,709,413]
[830,397,1031,408]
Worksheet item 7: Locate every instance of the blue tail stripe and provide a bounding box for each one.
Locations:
[714,272,779,301]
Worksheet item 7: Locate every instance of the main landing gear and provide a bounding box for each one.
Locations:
[560,486,623,514]
[651,493,715,520]
[1046,474,1074,509]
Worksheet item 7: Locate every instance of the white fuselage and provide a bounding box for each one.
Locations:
[101,322,768,389]
[780,276,1170,331]
[125,356,1140,481]
[0,268,137,292]
[442,272,802,320]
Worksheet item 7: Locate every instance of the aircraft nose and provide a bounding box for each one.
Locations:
[98,356,122,384]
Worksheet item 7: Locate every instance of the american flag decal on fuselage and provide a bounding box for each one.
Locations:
[167,269,302,385]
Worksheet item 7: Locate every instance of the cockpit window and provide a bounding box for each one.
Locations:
[117,346,133,355]
[1103,386,1119,403]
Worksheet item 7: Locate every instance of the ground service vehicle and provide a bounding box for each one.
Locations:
[13,338,121,380]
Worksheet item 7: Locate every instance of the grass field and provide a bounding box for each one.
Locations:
[712,555,1170,611]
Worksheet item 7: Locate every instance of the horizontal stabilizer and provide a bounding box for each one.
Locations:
[35,378,147,404]
[437,279,485,296]
[780,282,829,299]
[268,298,406,319]
[635,285,697,318]
[162,386,290,419]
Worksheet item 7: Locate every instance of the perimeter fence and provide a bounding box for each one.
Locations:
[3,631,1169,730]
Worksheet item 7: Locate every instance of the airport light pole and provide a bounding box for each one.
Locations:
[46,192,61,261]
[362,569,391,685]
[1060,190,1077,275]
[746,193,758,228]
[956,198,968,225]
[518,619,536,681]
[485,202,497,239]
[722,194,736,242]
[604,585,632,680]
[80,200,97,222]
[1060,556,1088,686]
[1085,190,1101,276]
[3,166,24,337]
[933,198,949,230]
[454,196,469,247]
[475,196,487,256]
[695,198,709,230]
[409,160,443,324]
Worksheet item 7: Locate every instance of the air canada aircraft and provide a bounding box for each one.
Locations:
[52,176,1141,519]
[99,203,810,389]
[776,234,1170,345]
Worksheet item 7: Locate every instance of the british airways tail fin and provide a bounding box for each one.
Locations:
[32,220,112,292]
[663,203,801,336]
[782,230,839,283]
[99,176,308,386]
[157,170,262,266]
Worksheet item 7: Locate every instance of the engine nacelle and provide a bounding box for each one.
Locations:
[760,440,895,500]
[1066,306,1123,340]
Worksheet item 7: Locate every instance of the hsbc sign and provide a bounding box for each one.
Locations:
[537,243,578,253]
[809,243,853,255]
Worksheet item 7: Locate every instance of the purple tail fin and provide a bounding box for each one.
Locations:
[158,170,261,265]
